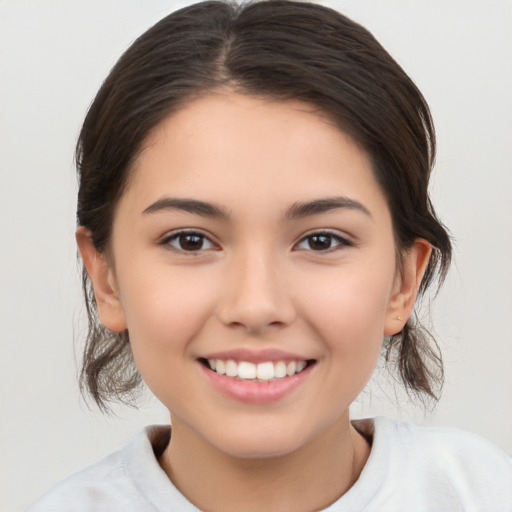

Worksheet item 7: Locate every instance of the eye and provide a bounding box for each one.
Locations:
[162,231,217,252]
[295,231,351,252]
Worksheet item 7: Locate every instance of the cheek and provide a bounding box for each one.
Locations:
[299,270,393,406]
[298,262,395,355]
[116,265,218,375]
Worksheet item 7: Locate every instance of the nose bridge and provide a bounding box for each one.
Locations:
[217,241,295,332]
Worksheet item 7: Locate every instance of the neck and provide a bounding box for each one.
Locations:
[159,414,370,512]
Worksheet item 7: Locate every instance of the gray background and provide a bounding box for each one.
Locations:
[1,1,511,510]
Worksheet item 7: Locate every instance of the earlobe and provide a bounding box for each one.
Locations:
[76,227,127,332]
[384,239,432,336]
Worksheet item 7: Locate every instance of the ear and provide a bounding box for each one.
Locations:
[384,239,432,336]
[76,226,127,332]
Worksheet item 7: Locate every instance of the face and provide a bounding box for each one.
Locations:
[81,93,426,459]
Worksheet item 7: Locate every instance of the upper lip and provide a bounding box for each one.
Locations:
[200,348,312,364]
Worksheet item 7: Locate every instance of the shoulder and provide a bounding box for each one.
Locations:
[26,426,172,512]
[377,416,511,473]
[361,416,512,511]
[26,449,132,512]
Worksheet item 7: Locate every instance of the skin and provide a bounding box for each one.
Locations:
[78,93,431,511]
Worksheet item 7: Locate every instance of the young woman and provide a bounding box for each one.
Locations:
[28,1,511,510]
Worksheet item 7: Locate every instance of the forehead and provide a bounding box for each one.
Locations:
[120,93,389,222]
[140,93,350,166]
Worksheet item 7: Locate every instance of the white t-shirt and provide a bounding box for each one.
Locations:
[27,416,512,511]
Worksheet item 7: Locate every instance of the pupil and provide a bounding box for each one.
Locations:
[180,234,203,250]
[309,234,331,250]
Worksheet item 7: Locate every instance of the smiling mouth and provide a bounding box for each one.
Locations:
[199,358,315,382]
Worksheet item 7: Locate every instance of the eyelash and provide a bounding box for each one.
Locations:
[160,230,218,252]
[160,229,352,254]
[295,230,352,252]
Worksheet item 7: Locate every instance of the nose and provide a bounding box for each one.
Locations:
[216,248,296,334]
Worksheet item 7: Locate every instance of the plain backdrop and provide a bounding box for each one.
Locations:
[1,1,511,510]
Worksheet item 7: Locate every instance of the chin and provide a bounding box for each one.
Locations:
[203,418,316,460]
[217,436,302,460]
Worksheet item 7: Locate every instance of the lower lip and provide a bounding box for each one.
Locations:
[198,362,313,404]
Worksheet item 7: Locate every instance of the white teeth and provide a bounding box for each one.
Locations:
[216,360,226,375]
[275,361,287,378]
[225,360,238,377]
[238,362,257,379]
[256,362,274,380]
[208,359,309,381]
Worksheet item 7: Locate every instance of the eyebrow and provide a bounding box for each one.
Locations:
[142,196,371,220]
[286,197,372,220]
[142,198,229,218]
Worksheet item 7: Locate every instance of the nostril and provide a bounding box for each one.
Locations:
[215,271,296,331]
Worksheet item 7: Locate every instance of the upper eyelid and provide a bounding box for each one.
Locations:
[160,227,214,241]
[293,229,354,251]
[159,228,220,250]
[158,228,353,247]
[297,228,352,242]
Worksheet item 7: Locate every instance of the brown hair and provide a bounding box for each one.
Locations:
[76,0,452,410]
